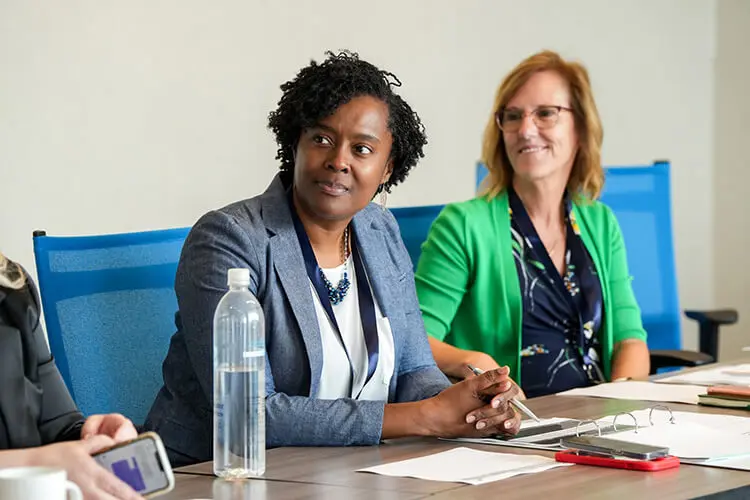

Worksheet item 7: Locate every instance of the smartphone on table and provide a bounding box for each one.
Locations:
[92,432,175,498]
[560,436,669,460]
[556,435,679,471]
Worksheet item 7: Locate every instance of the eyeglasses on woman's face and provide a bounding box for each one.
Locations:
[496,105,573,133]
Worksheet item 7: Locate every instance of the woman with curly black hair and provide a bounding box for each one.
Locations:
[145,51,521,466]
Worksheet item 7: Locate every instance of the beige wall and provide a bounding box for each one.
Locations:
[1,1,717,349]
[715,0,750,360]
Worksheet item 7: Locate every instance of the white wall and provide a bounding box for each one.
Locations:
[715,0,750,360]
[1,0,716,349]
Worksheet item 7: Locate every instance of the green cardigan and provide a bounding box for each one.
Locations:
[414,190,647,383]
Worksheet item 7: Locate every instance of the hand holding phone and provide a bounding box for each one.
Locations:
[92,432,174,498]
[81,413,138,442]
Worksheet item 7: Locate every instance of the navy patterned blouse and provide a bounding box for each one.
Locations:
[508,188,605,398]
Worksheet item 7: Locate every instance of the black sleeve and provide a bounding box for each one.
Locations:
[24,278,85,443]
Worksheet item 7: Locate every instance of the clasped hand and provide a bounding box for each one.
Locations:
[423,366,521,438]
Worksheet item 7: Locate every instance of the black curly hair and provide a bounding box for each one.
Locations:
[268,50,427,193]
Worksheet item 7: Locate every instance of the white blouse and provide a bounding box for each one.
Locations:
[310,256,395,401]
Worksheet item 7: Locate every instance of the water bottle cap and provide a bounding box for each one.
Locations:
[227,268,250,287]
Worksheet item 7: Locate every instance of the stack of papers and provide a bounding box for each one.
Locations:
[357,447,571,485]
[696,455,750,471]
[556,380,706,404]
[656,364,750,387]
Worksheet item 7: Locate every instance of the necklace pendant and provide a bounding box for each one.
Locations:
[321,269,351,305]
[321,224,353,306]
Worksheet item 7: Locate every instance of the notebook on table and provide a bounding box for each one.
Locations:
[698,385,750,410]
[445,415,635,452]
[447,406,750,463]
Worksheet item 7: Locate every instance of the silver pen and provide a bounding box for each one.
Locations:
[467,364,541,423]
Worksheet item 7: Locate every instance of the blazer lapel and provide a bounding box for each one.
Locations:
[260,179,323,397]
[351,207,400,321]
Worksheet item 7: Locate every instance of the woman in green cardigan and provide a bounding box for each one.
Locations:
[415,51,649,399]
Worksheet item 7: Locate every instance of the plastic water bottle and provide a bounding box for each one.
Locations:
[213,268,266,478]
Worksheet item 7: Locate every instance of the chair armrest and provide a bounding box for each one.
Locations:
[684,309,738,326]
[649,349,714,375]
[683,308,739,360]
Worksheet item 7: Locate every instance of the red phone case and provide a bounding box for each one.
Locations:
[555,450,680,471]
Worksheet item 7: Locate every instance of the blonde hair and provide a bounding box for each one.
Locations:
[480,50,604,200]
[0,252,26,290]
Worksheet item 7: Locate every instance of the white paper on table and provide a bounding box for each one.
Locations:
[357,447,571,485]
[556,380,705,404]
[608,422,750,459]
[686,455,750,471]
[655,364,750,387]
[646,410,750,435]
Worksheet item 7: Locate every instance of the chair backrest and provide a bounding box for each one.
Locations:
[475,160,682,350]
[598,161,681,350]
[389,205,446,271]
[32,227,190,424]
[476,161,490,193]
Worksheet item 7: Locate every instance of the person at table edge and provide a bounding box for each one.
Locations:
[417,50,649,398]
[145,51,522,466]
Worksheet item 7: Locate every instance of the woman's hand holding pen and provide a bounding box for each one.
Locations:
[419,366,522,438]
[463,351,502,375]
[462,352,526,400]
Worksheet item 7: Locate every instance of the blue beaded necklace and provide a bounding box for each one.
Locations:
[319,225,351,305]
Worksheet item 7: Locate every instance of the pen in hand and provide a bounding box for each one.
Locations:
[466,364,541,423]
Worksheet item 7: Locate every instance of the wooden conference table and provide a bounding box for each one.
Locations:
[162,364,750,500]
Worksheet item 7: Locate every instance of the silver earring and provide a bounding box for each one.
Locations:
[379,185,388,209]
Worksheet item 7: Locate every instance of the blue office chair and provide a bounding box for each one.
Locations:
[32,227,190,424]
[389,205,446,271]
[476,162,490,193]
[475,161,737,372]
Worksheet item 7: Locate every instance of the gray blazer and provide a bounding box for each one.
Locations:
[145,174,450,465]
